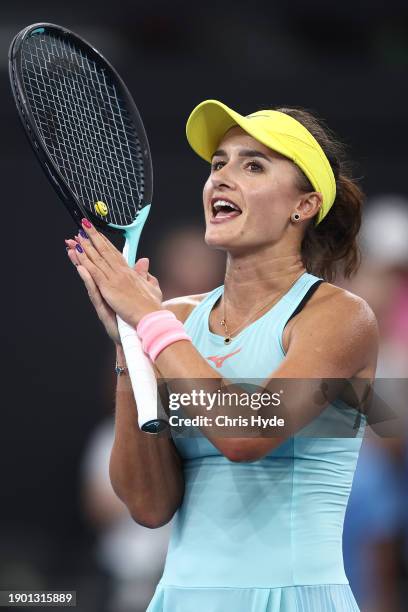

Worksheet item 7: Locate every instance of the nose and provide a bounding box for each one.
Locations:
[211,163,235,190]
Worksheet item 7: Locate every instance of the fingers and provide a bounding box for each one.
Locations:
[133,258,159,288]
[65,222,159,297]
[73,239,108,286]
[134,257,150,278]
[67,249,80,267]
[65,232,108,285]
[65,227,124,289]
[76,263,95,291]
[77,219,124,270]
[147,272,160,289]
[74,231,113,278]
[65,239,80,266]
[76,264,105,310]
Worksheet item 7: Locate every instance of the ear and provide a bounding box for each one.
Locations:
[296,192,323,222]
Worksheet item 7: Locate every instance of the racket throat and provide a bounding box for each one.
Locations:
[111,204,151,266]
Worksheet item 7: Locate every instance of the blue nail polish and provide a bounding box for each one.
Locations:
[79,229,88,239]
[76,244,84,254]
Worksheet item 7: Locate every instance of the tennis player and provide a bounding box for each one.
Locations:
[66,100,378,611]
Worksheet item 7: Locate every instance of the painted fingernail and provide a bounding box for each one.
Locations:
[76,244,84,254]
[79,229,88,239]
[65,246,70,252]
[82,218,92,228]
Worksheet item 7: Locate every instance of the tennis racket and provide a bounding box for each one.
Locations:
[9,22,168,433]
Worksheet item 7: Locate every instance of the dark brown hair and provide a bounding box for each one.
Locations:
[276,107,363,282]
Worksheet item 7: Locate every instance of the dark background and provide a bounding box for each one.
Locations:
[1,0,408,603]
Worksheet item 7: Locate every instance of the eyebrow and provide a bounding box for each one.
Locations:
[212,148,272,162]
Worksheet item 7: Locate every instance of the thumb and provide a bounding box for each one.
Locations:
[147,271,160,288]
[134,257,149,278]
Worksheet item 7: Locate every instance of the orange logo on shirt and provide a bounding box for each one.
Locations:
[207,348,242,368]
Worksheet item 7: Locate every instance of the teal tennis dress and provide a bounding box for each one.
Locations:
[147,272,363,611]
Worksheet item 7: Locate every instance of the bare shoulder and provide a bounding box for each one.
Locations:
[289,281,377,332]
[285,281,379,376]
[323,282,376,328]
[162,293,209,323]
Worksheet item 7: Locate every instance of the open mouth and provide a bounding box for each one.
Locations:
[211,198,242,220]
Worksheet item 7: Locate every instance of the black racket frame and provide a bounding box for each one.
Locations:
[9,22,153,232]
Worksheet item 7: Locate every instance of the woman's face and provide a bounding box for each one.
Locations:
[202,126,304,252]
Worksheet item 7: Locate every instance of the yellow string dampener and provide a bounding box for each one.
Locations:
[94,200,108,216]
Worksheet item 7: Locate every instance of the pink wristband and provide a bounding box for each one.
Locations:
[137,310,192,362]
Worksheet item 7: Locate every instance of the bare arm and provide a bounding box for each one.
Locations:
[154,289,379,462]
[109,345,184,528]
[65,240,186,529]
[108,297,205,528]
[67,227,379,470]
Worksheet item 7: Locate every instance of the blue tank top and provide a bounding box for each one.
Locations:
[160,272,365,589]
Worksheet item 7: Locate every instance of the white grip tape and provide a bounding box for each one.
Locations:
[117,316,165,429]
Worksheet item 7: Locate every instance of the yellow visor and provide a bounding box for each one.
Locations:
[186,99,336,225]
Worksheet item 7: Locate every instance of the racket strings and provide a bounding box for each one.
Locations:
[21,33,145,226]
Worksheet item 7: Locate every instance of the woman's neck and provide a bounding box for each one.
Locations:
[223,250,306,313]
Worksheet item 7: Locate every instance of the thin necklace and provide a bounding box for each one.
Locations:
[220,274,303,344]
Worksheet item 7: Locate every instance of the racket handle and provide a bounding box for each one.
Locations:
[117,316,169,433]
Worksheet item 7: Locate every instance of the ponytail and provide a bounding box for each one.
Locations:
[276,107,364,281]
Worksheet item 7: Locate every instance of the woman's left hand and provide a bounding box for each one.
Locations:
[71,219,163,327]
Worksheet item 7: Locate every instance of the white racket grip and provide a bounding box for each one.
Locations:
[117,315,167,429]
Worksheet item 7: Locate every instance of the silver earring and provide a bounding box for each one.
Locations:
[291,212,301,222]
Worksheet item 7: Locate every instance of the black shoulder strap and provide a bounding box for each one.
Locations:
[284,280,325,328]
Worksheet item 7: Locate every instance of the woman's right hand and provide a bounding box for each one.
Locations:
[66,238,122,345]
[65,238,159,347]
